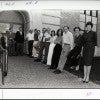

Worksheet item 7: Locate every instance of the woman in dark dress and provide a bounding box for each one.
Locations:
[82,21,97,83]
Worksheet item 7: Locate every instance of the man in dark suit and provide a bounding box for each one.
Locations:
[15,27,24,56]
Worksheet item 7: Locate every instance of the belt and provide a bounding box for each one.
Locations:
[64,43,70,45]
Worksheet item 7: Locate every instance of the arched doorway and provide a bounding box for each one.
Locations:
[0,10,31,85]
[0,10,30,54]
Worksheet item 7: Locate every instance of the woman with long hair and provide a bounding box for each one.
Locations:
[47,30,57,67]
[48,29,63,69]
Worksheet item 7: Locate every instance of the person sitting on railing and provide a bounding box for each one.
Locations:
[67,27,83,71]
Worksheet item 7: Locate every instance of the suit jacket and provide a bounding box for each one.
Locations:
[15,31,24,43]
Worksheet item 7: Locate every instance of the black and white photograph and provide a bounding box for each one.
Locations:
[0,9,100,88]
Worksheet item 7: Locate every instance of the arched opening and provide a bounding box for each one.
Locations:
[0,10,30,54]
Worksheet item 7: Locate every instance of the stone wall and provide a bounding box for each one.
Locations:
[60,10,80,33]
[0,11,24,24]
[0,10,100,56]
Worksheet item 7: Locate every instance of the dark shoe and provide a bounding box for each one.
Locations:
[47,65,51,67]
[49,67,56,70]
[82,80,86,83]
[85,81,89,83]
[42,61,47,64]
[85,79,89,83]
[29,56,34,58]
[82,78,86,83]
[48,67,53,69]
[3,71,7,77]
[53,67,57,69]
[33,57,38,61]
[53,69,62,74]
[34,59,41,62]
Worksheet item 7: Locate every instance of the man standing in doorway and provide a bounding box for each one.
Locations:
[26,29,34,57]
[54,26,74,74]
[7,28,15,56]
[15,27,24,56]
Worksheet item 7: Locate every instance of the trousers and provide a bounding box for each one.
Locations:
[51,44,62,68]
[67,46,82,67]
[38,42,50,62]
[57,44,70,71]
[16,43,24,55]
[28,40,33,56]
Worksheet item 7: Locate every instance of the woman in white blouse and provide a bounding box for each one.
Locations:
[47,30,57,67]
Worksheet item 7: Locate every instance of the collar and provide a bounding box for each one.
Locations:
[64,31,69,34]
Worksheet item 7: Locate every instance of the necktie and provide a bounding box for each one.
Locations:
[41,33,45,42]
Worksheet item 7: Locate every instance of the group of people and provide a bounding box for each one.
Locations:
[0,21,97,83]
[0,27,24,56]
[28,21,97,83]
[26,29,41,58]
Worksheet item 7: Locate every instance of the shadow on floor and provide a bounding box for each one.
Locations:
[64,57,100,85]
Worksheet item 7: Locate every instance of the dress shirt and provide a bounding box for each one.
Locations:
[20,31,22,35]
[50,36,57,43]
[54,36,63,45]
[63,31,74,50]
[43,32,51,42]
[38,33,43,41]
[26,33,34,41]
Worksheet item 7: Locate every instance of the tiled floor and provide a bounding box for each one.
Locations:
[1,56,100,88]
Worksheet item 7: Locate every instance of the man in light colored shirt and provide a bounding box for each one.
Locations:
[54,26,74,74]
[26,29,34,57]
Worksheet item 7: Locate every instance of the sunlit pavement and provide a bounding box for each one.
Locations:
[1,56,100,88]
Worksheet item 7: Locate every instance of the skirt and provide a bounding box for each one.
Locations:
[83,43,95,66]
[47,43,56,65]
